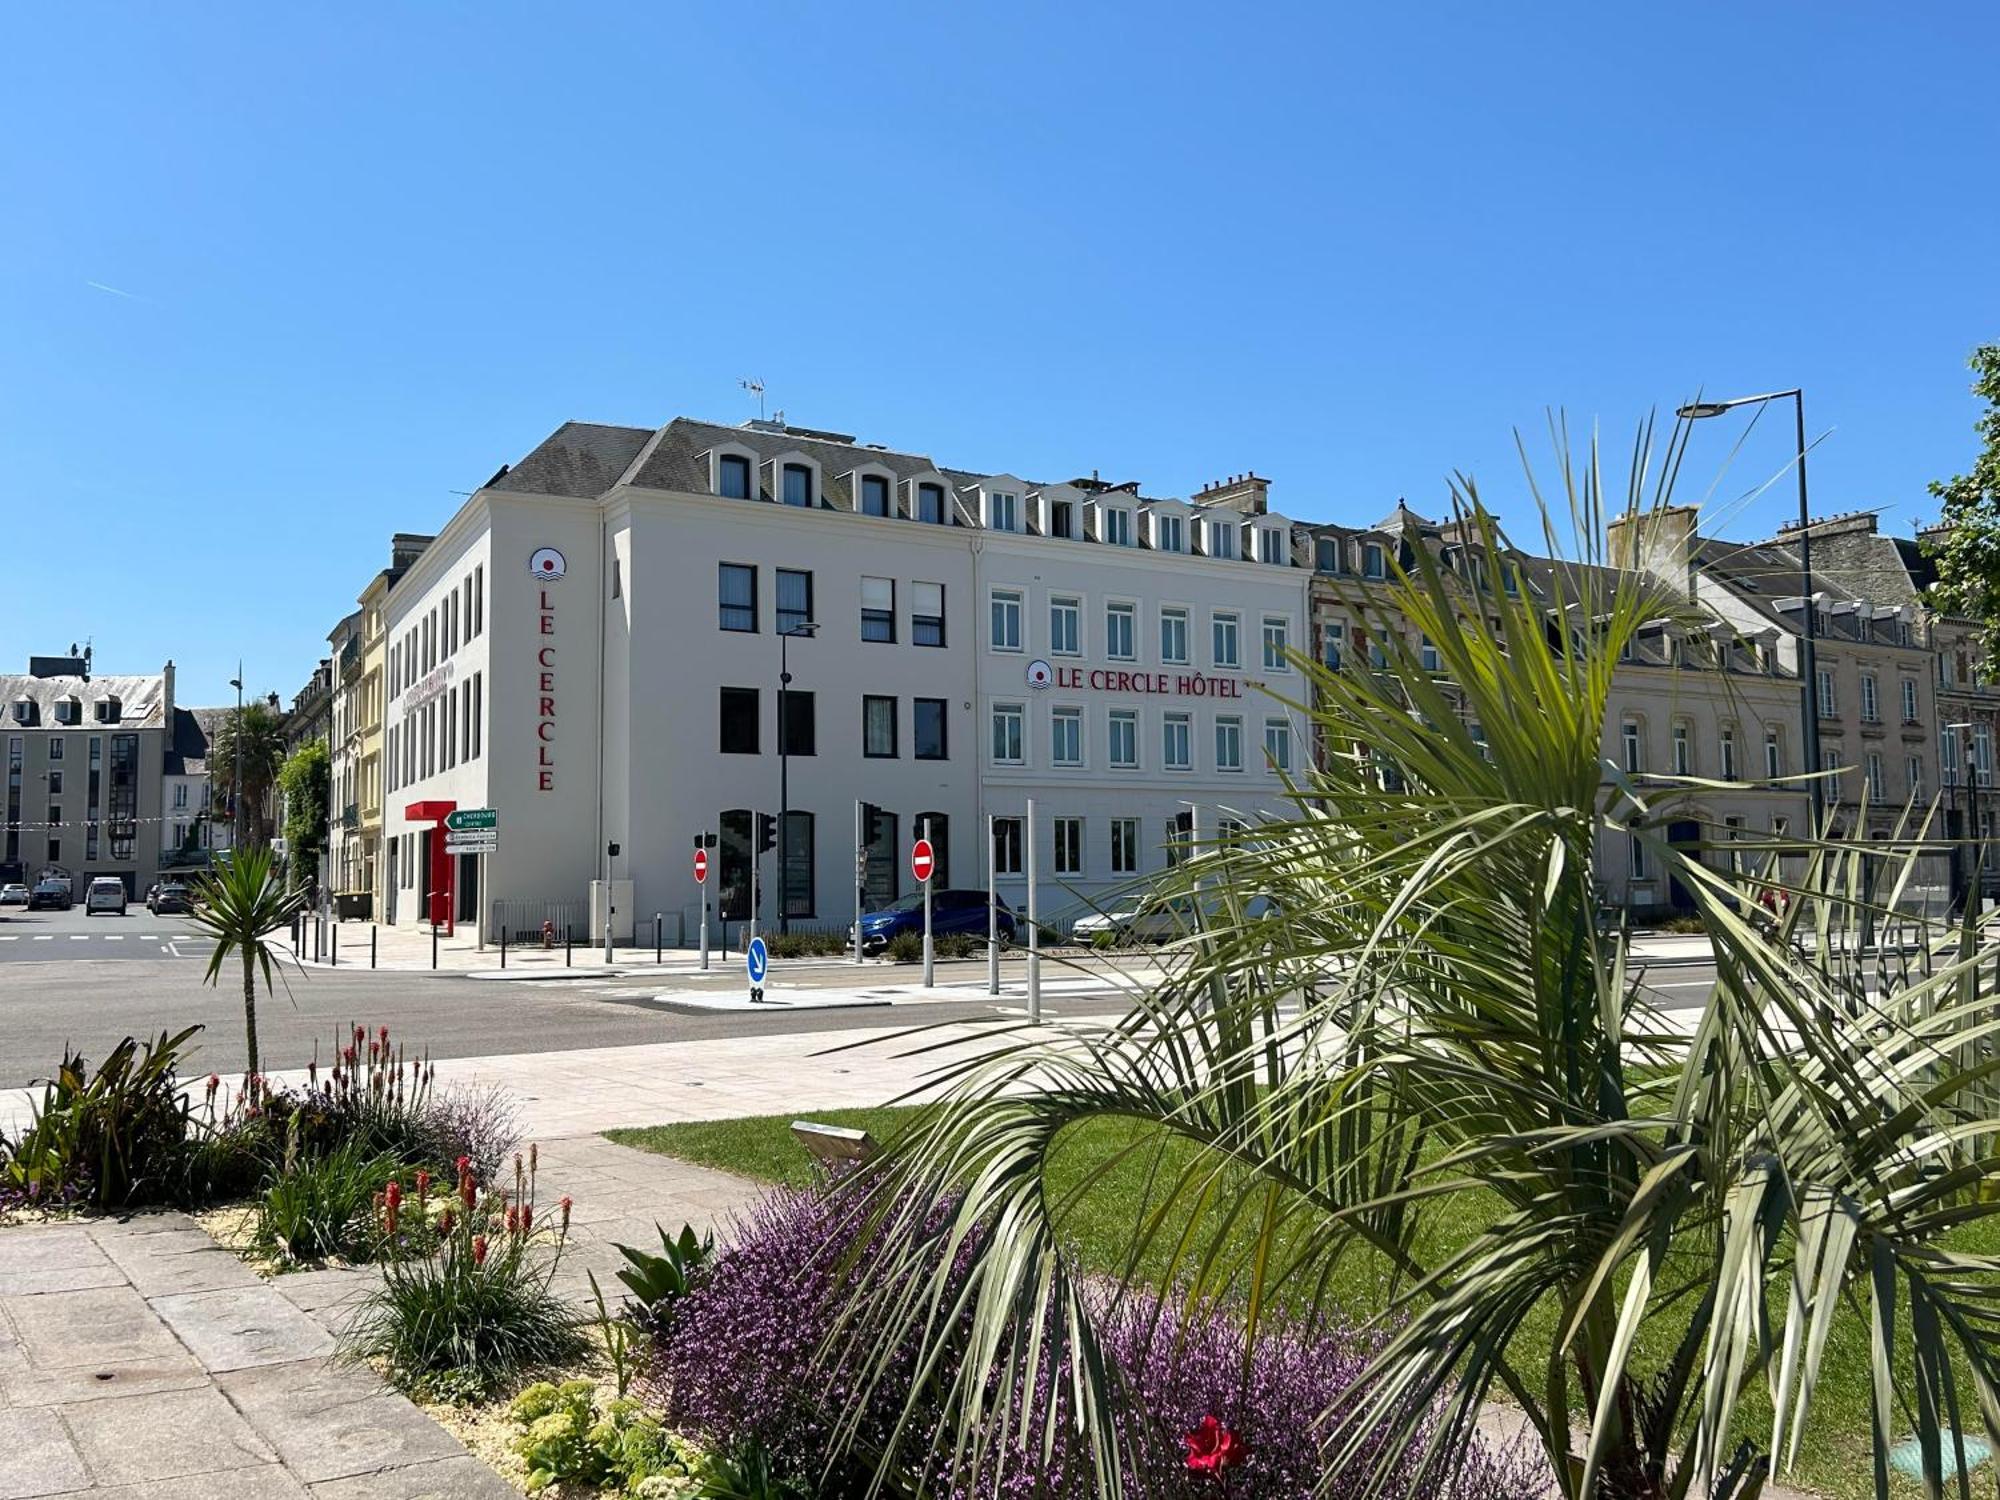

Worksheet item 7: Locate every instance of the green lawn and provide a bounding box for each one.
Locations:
[608,1110,1990,1500]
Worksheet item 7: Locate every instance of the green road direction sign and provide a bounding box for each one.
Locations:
[445,809,498,833]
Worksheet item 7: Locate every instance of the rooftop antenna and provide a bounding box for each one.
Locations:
[740,377,767,422]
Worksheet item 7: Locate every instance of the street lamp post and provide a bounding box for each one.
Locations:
[228,664,244,853]
[1677,390,1822,824]
[1949,722,1983,922]
[776,621,818,936]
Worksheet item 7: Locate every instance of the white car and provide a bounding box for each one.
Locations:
[84,877,128,916]
[1071,901,1196,945]
[0,883,27,907]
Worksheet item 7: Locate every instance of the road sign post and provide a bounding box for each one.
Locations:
[852,801,864,967]
[746,934,768,1005]
[1025,798,1041,1023]
[986,812,999,997]
[913,827,935,987]
[694,834,712,971]
[444,809,497,833]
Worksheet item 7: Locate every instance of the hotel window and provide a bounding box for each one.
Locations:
[1108,710,1138,769]
[913,582,945,646]
[1860,673,1879,723]
[1110,817,1140,875]
[917,482,947,524]
[1160,608,1189,665]
[718,564,757,632]
[1209,520,1236,560]
[1866,752,1885,799]
[1053,817,1083,877]
[1050,501,1075,539]
[1901,678,1920,723]
[719,687,759,755]
[861,577,897,643]
[718,454,752,499]
[1671,723,1691,776]
[1106,603,1136,661]
[1316,537,1342,573]
[1052,707,1084,767]
[860,474,890,517]
[1156,515,1184,553]
[779,690,815,756]
[1264,718,1293,773]
[1163,712,1192,770]
[991,589,1023,651]
[1621,719,1643,774]
[1720,727,1738,780]
[1363,543,1386,580]
[1262,616,1290,672]
[776,569,814,636]
[1213,612,1240,668]
[992,817,1023,876]
[1216,716,1243,771]
[914,698,948,760]
[1258,528,1284,565]
[781,463,813,507]
[1050,597,1081,657]
[781,811,814,918]
[863,695,898,758]
[1102,508,1133,547]
[992,704,1025,764]
[1815,668,1836,715]
[1419,635,1440,673]
[989,491,1019,532]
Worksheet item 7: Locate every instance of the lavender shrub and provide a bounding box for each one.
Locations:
[646,1185,1546,1499]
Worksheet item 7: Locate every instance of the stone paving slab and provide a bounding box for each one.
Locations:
[217,1360,464,1484]
[0,1406,91,1499]
[3,1288,186,1372]
[62,1385,277,1486]
[151,1286,336,1373]
[306,1454,521,1498]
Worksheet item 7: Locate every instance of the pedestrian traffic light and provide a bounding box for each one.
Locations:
[861,802,885,844]
[756,813,777,855]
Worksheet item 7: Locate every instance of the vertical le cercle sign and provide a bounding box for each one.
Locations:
[530,546,565,791]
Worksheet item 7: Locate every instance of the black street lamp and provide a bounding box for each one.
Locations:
[228,664,244,853]
[776,621,818,935]
[1677,390,1823,824]
[1948,721,1983,921]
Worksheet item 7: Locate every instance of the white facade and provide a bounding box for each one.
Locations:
[375,419,1314,941]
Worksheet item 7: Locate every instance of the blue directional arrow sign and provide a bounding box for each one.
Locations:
[745,935,769,1002]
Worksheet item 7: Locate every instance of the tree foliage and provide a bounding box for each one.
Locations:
[191,845,302,1077]
[1925,342,2000,654]
[209,699,289,847]
[279,739,331,875]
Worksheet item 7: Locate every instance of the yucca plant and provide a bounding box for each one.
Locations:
[820,426,2000,1500]
[192,845,304,1077]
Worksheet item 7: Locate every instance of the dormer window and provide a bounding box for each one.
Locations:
[1155,515,1185,553]
[718,454,752,500]
[860,474,890,517]
[55,696,81,725]
[1101,509,1133,547]
[1209,519,1236,560]
[95,697,120,724]
[1363,543,1387,580]
[1315,538,1341,573]
[917,482,947,525]
[1050,501,1075,539]
[781,464,813,508]
[1257,528,1284,565]
[988,492,1019,532]
[11,698,31,725]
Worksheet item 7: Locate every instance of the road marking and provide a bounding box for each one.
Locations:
[0,935,15,941]
[69,935,89,941]
[32,935,53,941]
[103,934,124,941]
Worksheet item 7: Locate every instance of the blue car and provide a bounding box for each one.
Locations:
[854,889,1016,952]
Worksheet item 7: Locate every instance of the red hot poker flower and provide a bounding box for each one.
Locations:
[471,1234,489,1267]
[383,1179,402,1234]
[559,1196,572,1230]
[436,1208,455,1237]
[1185,1416,1248,1474]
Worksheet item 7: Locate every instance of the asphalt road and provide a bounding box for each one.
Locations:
[0,903,212,962]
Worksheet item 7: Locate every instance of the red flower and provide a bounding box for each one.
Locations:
[205,1073,220,1095]
[505,1205,521,1235]
[1184,1416,1247,1474]
[455,1154,471,1177]
[520,1202,533,1233]
[342,1045,357,1067]
[436,1208,455,1237]
[471,1234,489,1266]
[384,1179,402,1234]
[559,1196,572,1230]
[378,1024,389,1047]
[414,1169,431,1200]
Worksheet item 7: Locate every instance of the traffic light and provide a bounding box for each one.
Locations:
[756,813,777,855]
[861,802,885,845]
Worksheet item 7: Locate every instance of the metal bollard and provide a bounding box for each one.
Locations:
[370,925,377,969]
[565,925,572,967]
[314,919,322,963]
[330,923,338,967]
[431,922,438,970]
[500,927,507,969]
[655,914,662,964]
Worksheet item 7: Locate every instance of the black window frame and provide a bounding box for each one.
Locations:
[718,454,752,500]
[782,463,813,508]
[913,582,945,647]
[917,482,946,525]
[779,689,816,756]
[719,687,760,755]
[914,698,948,761]
[776,568,814,636]
[860,473,891,517]
[863,695,899,758]
[781,810,814,918]
[718,563,758,632]
[861,577,897,644]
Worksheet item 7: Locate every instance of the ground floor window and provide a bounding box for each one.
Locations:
[1111,817,1140,875]
[1164,810,1193,866]
[864,809,899,909]
[1053,817,1083,876]
[992,817,1023,877]
[914,812,949,886]
[719,808,753,921]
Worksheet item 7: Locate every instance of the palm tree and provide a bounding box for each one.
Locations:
[192,845,302,1076]
[825,432,2000,1500]
[209,699,289,848]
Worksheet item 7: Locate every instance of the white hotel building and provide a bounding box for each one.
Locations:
[378,416,1309,940]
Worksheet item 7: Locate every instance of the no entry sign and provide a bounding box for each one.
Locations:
[910,838,935,884]
[693,849,709,884]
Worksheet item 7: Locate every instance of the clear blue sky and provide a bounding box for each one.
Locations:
[3,3,1995,706]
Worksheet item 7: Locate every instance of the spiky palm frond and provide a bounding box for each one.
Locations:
[820,426,2000,1500]
[191,845,303,1077]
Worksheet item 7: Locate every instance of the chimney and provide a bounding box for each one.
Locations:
[1607,504,1700,598]
[1194,471,1270,516]
[162,660,175,722]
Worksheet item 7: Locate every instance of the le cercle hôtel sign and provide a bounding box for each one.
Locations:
[1026,658,1243,697]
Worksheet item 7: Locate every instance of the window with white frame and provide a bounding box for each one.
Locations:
[1765,727,1783,779]
[1052,707,1084,766]
[1156,514,1184,553]
[1212,612,1240,668]
[1977,725,1994,783]
[1622,719,1643,775]
[1867,752,1885,799]
[991,590,1023,651]
[1944,724,1961,784]
[1050,597,1081,656]
[1258,527,1284,565]
[1860,673,1879,722]
[1815,667,1836,715]
[1106,603,1136,661]
[1630,832,1648,881]
[1053,817,1083,876]
[1110,818,1140,875]
[1163,712,1191,770]
[1322,620,1345,670]
[991,704,1024,764]
[1261,616,1290,671]
[1901,677,1920,723]
[1108,710,1138,769]
[718,454,752,499]
[1216,715,1243,771]
[1209,519,1236,560]
[992,817,1023,876]
[1908,755,1923,795]
[1363,542,1386,579]
[1264,718,1293,773]
[1672,722,1692,776]
[1720,727,1738,780]
[1160,608,1189,665]
[989,491,1019,532]
[1419,635,1441,673]
[1101,508,1133,547]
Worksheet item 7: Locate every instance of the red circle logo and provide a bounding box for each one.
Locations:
[910,839,935,883]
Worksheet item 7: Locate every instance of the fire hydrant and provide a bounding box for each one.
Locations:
[540,919,555,950]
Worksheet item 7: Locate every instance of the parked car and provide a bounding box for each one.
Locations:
[0,883,28,907]
[27,879,72,911]
[1071,899,1200,945]
[853,889,1016,952]
[84,877,128,916]
[147,882,192,915]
